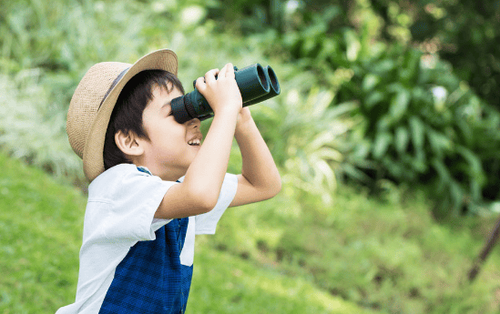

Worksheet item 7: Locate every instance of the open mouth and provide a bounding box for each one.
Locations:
[188,139,201,146]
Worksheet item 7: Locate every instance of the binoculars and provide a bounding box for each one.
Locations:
[171,63,281,124]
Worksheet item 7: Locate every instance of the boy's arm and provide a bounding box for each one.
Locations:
[230,107,281,207]
[155,64,242,219]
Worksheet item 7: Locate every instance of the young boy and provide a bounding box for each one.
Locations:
[57,49,281,313]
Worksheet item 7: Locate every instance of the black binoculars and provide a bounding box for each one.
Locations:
[171,64,281,124]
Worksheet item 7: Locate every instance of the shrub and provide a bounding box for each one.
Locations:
[258,1,500,216]
[338,43,500,216]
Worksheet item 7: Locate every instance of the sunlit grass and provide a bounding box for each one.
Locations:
[190,240,375,313]
[0,152,84,313]
[0,152,371,313]
[1,141,499,313]
[208,183,500,313]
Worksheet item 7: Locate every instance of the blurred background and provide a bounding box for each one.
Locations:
[1,0,500,313]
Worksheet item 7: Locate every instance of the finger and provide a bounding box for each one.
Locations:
[218,64,229,79]
[225,63,235,79]
[194,77,206,90]
[204,68,219,84]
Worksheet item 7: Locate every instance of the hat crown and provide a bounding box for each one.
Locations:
[67,62,130,159]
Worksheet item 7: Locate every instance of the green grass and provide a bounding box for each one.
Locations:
[190,240,375,313]
[0,152,85,313]
[0,152,372,313]
[2,150,500,313]
[208,181,500,313]
[2,150,499,313]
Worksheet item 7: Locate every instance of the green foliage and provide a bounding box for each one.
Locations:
[0,0,158,74]
[252,85,356,204]
[0,0,178,186]
[243,0,500,215]
[210,183,500,313]
[0,152,373,314]
[206,0,500,111]
[387,0,500,110]
[0,0,348,201]
[0,70,82,185]
[339,43,500,216]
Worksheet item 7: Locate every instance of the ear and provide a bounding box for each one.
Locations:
[114,130,145,158]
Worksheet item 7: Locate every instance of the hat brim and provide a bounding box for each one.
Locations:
[82,49,178,181]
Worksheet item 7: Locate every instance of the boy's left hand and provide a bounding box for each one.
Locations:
[236,107,253,128]
[230,106,281,207]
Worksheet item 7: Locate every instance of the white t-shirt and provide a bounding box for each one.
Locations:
[56,164,238,314]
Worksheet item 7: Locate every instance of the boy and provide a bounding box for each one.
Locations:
[57,49,281,313]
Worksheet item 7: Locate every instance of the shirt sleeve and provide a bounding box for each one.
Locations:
[195,173,238,235]
[87,164,175,244]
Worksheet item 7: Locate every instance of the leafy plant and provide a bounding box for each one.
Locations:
[339,42,500,216]
[253,80,357,204]
[250,0,500,216]
[0,0,195,185]
[0,71,82,184]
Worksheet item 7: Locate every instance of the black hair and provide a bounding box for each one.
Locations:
[103,70,185,170]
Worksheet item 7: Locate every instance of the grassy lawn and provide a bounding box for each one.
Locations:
[207,180,500,313]
[0,152,372,313]
[190,239,375,313]
[0,151,499,313]
[0,152,85,313]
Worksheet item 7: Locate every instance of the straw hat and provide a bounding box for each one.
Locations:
[67,49,178,182]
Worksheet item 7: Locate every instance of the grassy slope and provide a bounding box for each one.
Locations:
[207,180,500,313]
[0,153,85,313]
[0,152,372,314]
[1,150,499,313]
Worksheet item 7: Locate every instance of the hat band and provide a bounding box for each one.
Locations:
[98,67,130,110]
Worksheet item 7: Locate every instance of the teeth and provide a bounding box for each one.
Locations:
[188,139,201,146]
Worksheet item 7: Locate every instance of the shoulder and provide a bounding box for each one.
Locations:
[90,163,133,186]
[88,164,173,202]
[90,163,146,185]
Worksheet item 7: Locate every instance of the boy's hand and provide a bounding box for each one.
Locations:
[157,63,243,219]
[195,63,242,116]
[230,106,282,207]
[236,107,253,131]
[156,66,279,219]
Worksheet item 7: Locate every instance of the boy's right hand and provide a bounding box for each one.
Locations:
[195,63,242,116]
[155,64,243,219]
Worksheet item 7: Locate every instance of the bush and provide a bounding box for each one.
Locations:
[339,44,500,216]
[0,71,82,184]
[251,0,500,216]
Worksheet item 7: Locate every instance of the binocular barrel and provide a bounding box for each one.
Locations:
[171,63,281,124]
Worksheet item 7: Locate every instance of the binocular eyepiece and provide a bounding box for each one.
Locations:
[171,63,281,124]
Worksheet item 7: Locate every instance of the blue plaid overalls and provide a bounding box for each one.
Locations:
[98,217,193,313]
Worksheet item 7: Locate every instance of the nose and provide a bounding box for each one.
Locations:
[186,118,200,128]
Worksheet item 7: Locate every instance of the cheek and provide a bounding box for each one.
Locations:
[148,125,186,152]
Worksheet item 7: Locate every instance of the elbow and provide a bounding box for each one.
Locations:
[270,169,282,195]
[270,175,282,198]
[260,174,282,201]
[197,197,218,214]
[187,187,219,215]
[276,178,282,195]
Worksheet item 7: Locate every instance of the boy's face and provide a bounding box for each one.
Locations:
[139,85,202,181]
